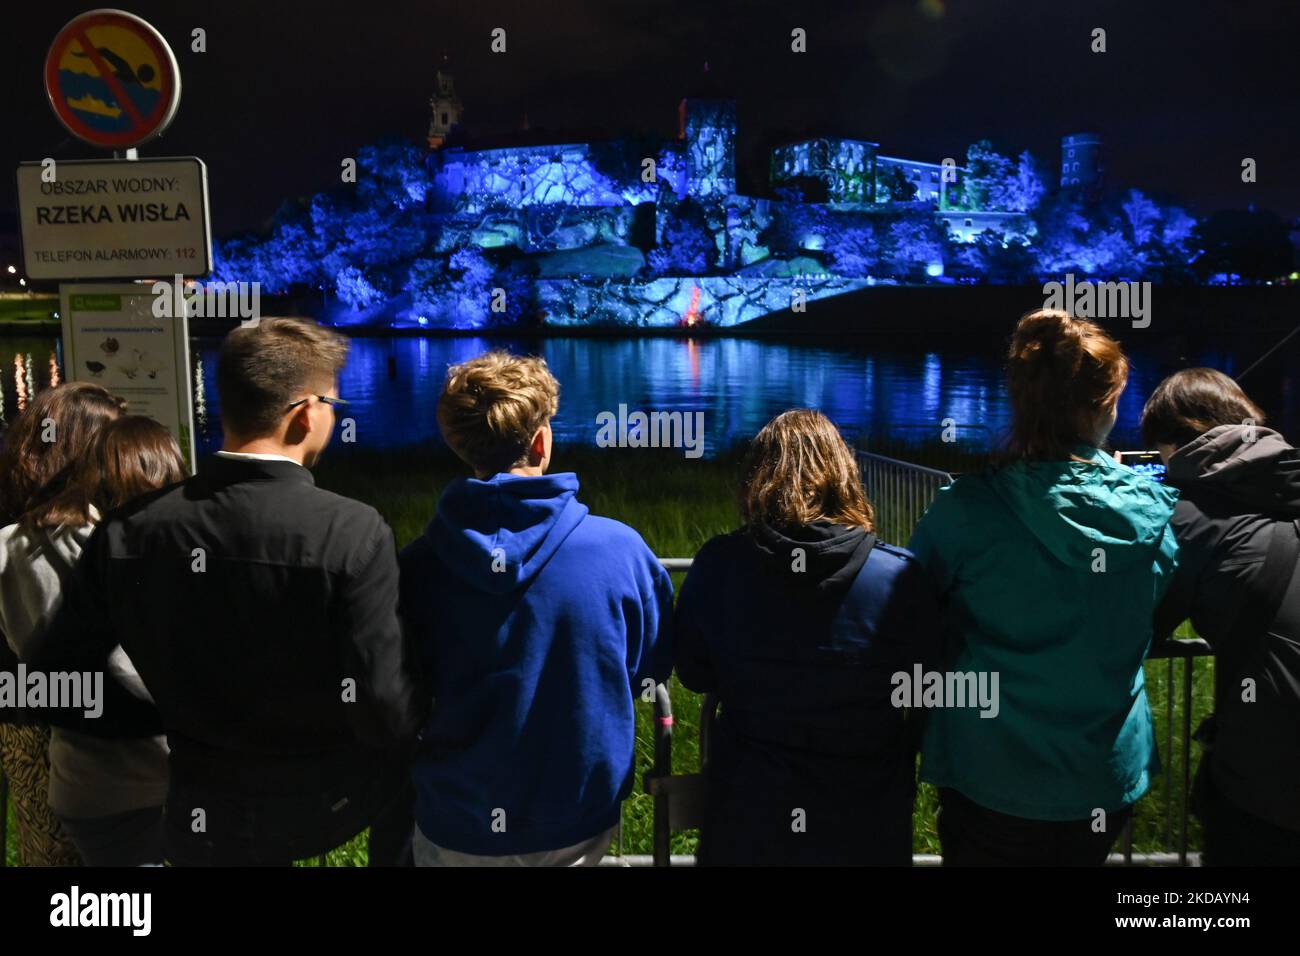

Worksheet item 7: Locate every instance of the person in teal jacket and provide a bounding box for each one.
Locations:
[908,309,1179,866]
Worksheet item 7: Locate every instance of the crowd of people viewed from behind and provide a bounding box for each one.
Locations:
[0,310,1295,867]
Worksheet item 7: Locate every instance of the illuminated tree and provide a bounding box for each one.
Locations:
[334,266,384,309]
[875,166,916,204]
[648,199,716,275]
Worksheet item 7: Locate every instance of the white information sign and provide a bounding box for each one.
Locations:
[59,283,197,472]
[18,157,212,280]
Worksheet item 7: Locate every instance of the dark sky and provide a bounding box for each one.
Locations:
[4,0,1297,237]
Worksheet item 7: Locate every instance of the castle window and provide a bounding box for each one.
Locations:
[442,113,449,125]
[964,218,973,227]
[1073,162,1079,172]
[1069,149,1076,158]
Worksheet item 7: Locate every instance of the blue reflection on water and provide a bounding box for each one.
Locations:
[187,335,1286,457]
[2,334,1292,460]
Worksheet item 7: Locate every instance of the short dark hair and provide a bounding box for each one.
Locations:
[217,319,349,439]
[1141,368,1266,450]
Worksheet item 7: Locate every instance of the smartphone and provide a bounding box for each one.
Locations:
[1115,450,1167,483]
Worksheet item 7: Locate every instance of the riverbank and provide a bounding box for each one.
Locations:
[0,294,58,333]
[7,285,1297,344]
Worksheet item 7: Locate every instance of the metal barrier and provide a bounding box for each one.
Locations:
[644,632,1213,867]
[1,766,7,868]
[855,450,954,546]
[649,442,1214,868]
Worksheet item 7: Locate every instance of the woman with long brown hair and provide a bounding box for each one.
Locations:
[908,309,1179,865]
[674,408,941,865]
[0,382,125,866]
[0,415,185,865]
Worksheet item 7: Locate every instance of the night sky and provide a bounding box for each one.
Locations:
[3,0,1297,237]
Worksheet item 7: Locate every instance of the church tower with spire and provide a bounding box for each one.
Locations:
[428,60,463,149]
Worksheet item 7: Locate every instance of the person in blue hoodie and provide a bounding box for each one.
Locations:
[674,409,942,865]
[908,309,1179,866]
[400,350,673,865]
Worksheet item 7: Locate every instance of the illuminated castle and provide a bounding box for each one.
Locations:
[1060,132,1104,198]
[408,69,1030,325]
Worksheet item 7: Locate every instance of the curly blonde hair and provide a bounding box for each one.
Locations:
[438,351,560,474]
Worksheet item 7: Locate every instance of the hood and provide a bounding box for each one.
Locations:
[428,472,589,594]
[988,447,1178,569]
[1,516,96,572]
[748,520,874,595]
[1167,424,1300,516]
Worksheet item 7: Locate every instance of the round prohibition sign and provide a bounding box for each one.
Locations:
[44,8,182,149]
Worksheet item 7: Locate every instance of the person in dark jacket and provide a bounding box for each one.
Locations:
[401,351,672,865]
[674,409,941,866]
[33,319,425,866]
[1143,368,1300,866]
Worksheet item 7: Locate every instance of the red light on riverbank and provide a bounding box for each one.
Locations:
[681,285,702,327]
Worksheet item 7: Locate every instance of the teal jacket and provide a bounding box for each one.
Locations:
[908,448,1179,820]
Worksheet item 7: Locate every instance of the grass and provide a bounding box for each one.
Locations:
[0,294,59,327]
[2,443,1213,866]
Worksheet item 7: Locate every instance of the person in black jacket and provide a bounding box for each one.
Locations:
[673,409,941,865]
[1144,368,1300,866]
[34,319,426,866]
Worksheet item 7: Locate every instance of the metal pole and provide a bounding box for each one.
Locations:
[1181,657,1194,865]
[0,768,8,867]
[1165,656,1174,847]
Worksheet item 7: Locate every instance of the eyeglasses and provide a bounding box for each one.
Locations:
[286,395,349,411]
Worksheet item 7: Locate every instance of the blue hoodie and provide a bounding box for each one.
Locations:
[399,471,673,856]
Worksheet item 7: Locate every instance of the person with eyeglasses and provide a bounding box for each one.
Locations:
[33,318,426,866]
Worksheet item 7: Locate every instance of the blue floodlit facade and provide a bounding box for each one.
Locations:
[213,72,1201,329]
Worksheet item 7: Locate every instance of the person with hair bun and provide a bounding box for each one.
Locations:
[908,309,1179,866]
[1144,369,1300,865]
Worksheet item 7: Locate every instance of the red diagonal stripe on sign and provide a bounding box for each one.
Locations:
[70,28,148,130]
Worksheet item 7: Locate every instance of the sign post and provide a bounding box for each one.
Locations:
[26,11,204,468]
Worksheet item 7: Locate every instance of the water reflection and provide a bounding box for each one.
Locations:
[1,334,1296,458]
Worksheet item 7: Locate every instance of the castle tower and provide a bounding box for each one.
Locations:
[1060,132,1103,198]
[428,65,463,149]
